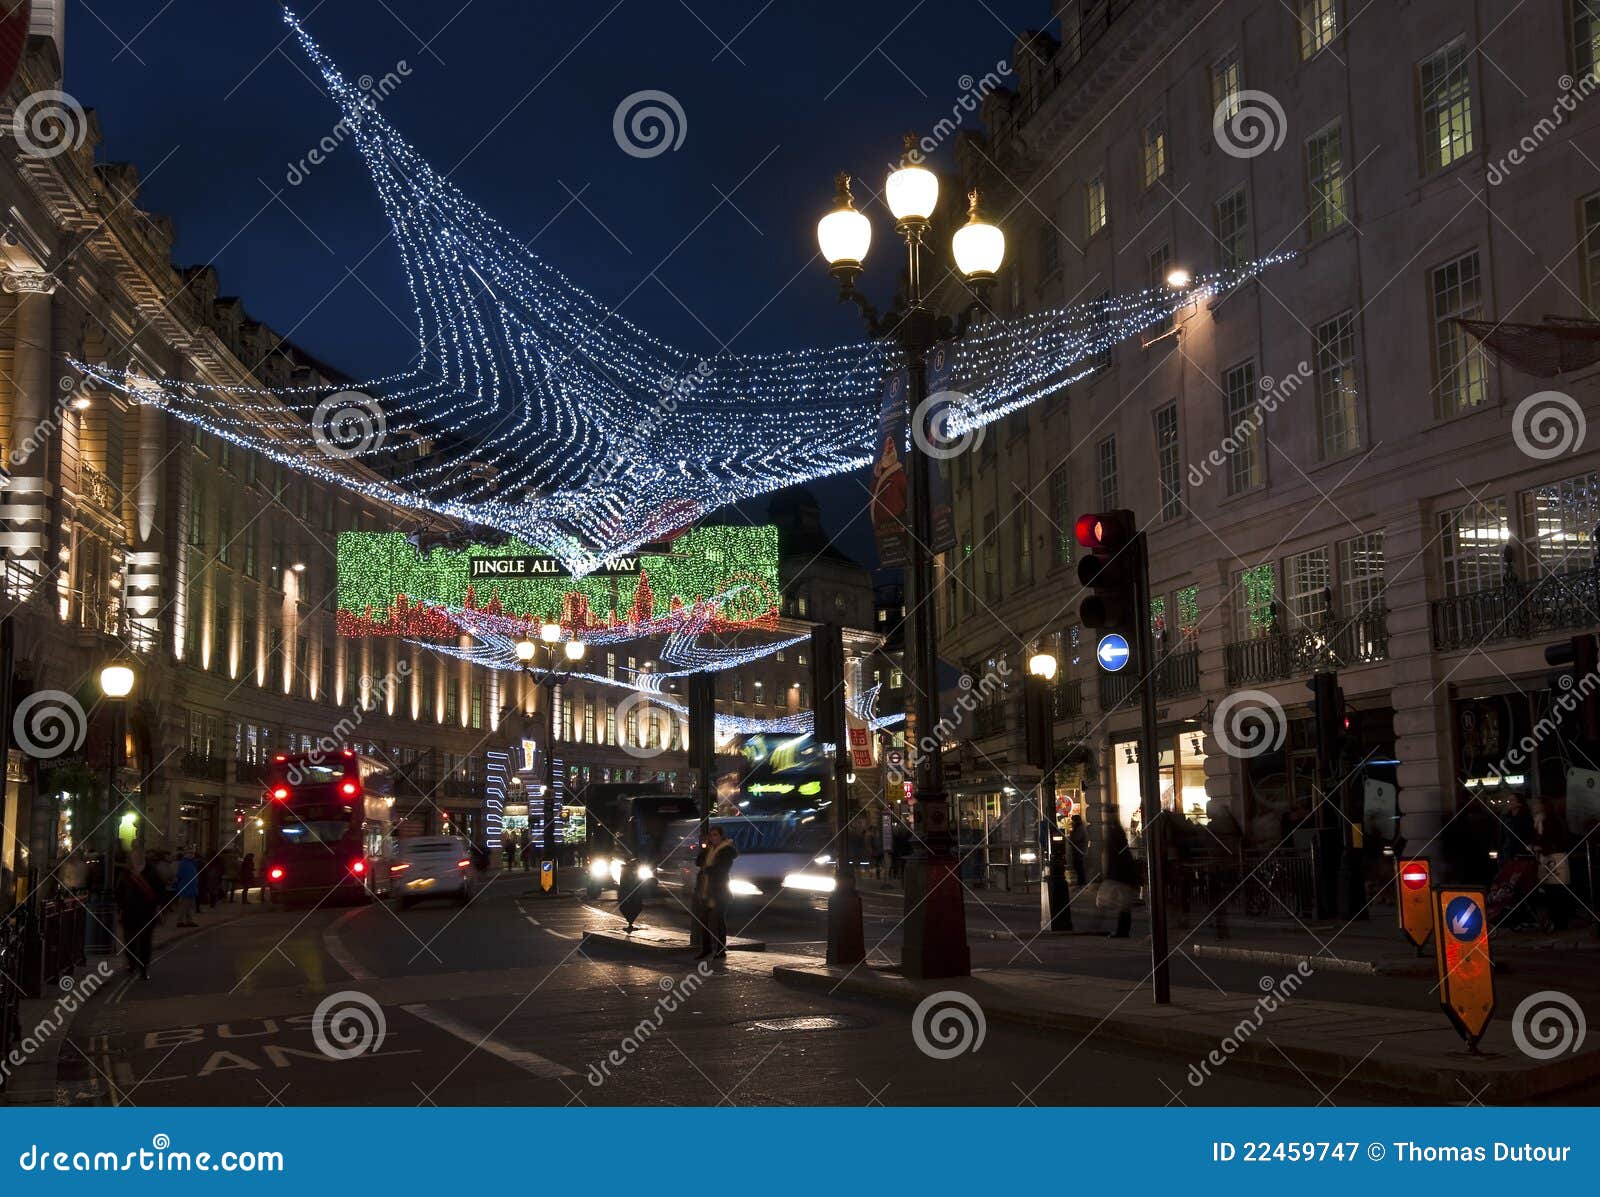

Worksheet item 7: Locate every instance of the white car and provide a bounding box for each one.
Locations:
[390,836,475,908]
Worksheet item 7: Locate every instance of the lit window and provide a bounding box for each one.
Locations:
[1155,405,1181,523]
[1141,116,1168,188]
[1581,193,1600,316]
[1439,499,1509,595]
[1210,50,1242,120]
[1233,563,1277,640]
[1285,548,1331,627]
[1086,174,1108,236]
[1430,252,1487,416]
[1314,312,1360,459]
[1215,188,1250,271]
[1338,532,1386,617]
[1576,0,1600,85]
[1096,437,1119,509]
[1223,361,1263,494]
[1419,42,1474,173]
[1306,123,1349,238]
[1298,0,1338,60]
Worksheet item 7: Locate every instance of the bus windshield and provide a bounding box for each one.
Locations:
[276,802,357,846]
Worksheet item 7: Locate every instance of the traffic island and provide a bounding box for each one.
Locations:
[580,926,766,955]
[770,961,1600,1102]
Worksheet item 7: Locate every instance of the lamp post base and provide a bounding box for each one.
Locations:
[826,874,865,966]
[899,854,970,979]
[1041,870,1072,932]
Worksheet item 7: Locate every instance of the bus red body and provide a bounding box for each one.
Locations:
[262,750,394,905]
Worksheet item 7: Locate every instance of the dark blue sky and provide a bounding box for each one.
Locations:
[70,0,1046,560]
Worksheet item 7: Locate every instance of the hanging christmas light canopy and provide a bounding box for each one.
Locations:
[71,8,1293,576]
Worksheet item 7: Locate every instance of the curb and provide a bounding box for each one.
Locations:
[1189,942,1435,977]
[580,927,766,954]
[769,962,1600,1103]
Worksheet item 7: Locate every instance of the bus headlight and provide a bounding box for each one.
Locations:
[782,872,836,893]
[636,864,655,881]
[589,858,611,879]
[728,879,762,897]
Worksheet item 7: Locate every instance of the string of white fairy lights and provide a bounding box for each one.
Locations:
[68,7,1295,579]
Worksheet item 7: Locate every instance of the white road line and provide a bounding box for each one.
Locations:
[325,908,376,981]
[400,1003,574,1078]
[544,927,577,940]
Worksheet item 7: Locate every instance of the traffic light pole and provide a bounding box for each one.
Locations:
[1025,671,1071,931]
[1133,532,1171,1005]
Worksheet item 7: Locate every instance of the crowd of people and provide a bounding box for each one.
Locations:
[107,844,260,980]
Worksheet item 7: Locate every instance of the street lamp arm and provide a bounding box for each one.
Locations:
[835,274,887,336]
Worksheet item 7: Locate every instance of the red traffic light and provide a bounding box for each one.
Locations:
[267,865,285,882]
[1400,861,1430,891]
[1075,510,1134,550]
[270,786,290,801]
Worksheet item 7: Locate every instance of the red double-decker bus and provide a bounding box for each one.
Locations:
[262,750,395,906]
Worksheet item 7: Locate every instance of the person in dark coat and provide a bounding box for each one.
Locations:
[693,826,739,960]
[1067,815,1089,887]
[115,850,162,980]
[1103,821,1139,938]
[237,853,256,904]
[1499,794,1536,859]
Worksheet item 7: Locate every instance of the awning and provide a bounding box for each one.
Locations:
[1456,317,1600,378]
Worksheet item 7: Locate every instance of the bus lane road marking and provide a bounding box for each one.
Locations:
[399,1002,574,1079]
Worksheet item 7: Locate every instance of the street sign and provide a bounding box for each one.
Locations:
[1096,634,1131,673]
[1396,858,1432,951]
[1432,886,1493,1048]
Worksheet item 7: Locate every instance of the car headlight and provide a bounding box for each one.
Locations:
[589,858,611,878]
[609,858,623,884]
[728,879,762,897]
[782,872,836,893]
[636,863,655,881]
[812,854,833,866]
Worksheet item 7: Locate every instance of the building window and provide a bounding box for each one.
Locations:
[1314,312,1360,459]
[605,704,616,746]
[471,680,486,727]
[1233,563,1277,640]
[445,677,460,724]
[1038,225,1059,278]
[797,681,810,708]
[1338,532,1386,616]
[1582,193,1600,316]
[1097,437,1118,509]
[1577,0,1600,84]
[732,673,745,702]
[1298,0,1338,60]
[1086,174,1107,236]
[1141,115,1167,188]
[1215,188,1250,271]
[1050,466,1072,567]
[1431,252,1488,415]
[1147,243,1173,333]
[1223,361,1264,494]
[753,680,765,706]
[1439,499,1510,595]
[242,522,258,578]
[1155,404,1181,522]
[1306,123,1349,238]
[217,504,232,566]
[1013,497,1032,585]
[1176,585,1200,642]
[1210,49,1242,120]
[982,511,1000,602]
[583,702,595,745]
[1522,471,1599,576]
[1285,548,1331,627]
[1419,42,1474,173]
[188,492,205,547]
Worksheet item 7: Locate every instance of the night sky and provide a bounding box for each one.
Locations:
[69,0,1044,564]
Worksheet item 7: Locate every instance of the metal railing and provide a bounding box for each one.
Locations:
[1224,610,1389,687]
[8,898,87,1004]
[0,912,21,1093]
[1051,675,1083,720]
[973,701,1008,739]
[1432,568,1600,651]
[235,760,268,785]
[179,751,228,782]
[1165,850,1318,924]
[1098,646,1200,709]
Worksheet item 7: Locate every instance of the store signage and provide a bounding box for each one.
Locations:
[469,555,643,578]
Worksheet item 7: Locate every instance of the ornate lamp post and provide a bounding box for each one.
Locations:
[815,137,1005,978]
[1026,650,1071,930]
[514,624,585,896]
[87,662,136,954]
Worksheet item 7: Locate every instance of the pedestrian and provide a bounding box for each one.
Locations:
[891,826,910,880]
[173,847,200,927]
[504,836,517,870]
[1499,794,1536,859]
[115,849,161,980]
[200,851,223,909]
[1067,814,1089,887]
[220,847,240,903]
[693,826,739,960]
[237,852,255,904]
[1098,821,1139,938]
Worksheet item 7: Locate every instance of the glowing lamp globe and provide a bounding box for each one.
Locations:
[538,622,562,644]
[563,639,586,662]
[514,638,538,663]
[885,164,938,224]
[952,190,1005,281]
[817,173,871,269]
[1028,653,1058,681]
[99,663,136,698]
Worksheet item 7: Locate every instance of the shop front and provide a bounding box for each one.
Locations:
[1110,723,1212,858]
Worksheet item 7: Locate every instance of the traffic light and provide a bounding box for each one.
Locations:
[809,623,847,751]
[1545,633,1600,741]
[1307,672,1345,766]
[1075,510,1138,629]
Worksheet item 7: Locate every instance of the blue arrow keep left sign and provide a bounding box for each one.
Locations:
[1096,634,1130,673]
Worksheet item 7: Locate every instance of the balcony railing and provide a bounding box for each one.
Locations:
[973,702,1008,739]
[1051,676,1084,721]
[235,760,268,786]
[1432,569,1599,651]
[1224,611,1390,687]
[1099,647,1200,709]
[179,751,228,782]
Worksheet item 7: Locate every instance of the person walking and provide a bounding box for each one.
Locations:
[504,836,518,870]
[1067,814,1089,887]
[115,849,161,980]
[200,851,223,910]
[693,826,739,960]
[237,852,256,904]
[173,848,200,927]
[1100,821,1139,938]
[220,848,240,903]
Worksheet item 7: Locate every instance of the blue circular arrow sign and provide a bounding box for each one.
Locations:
[1096,634,1131,673]
[1444,895,1483,941]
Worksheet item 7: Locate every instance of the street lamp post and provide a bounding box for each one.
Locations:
[815,138,1005,978]
[89,662,136,955]
[1026,651,1071,931]
[515,624,585,897]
